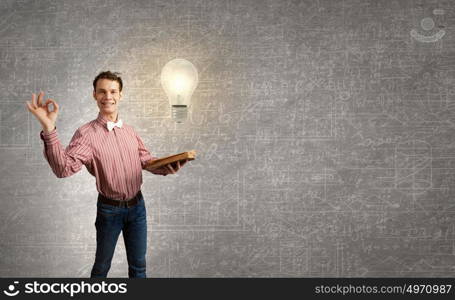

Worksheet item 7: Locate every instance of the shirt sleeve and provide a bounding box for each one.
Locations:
[134,131,157,169]
[40,128,93,178]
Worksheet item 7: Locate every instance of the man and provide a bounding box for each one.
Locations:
[25,71,185,278]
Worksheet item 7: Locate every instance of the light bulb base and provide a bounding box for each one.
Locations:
[171,105,188,123]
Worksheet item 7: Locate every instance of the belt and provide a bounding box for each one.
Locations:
[98,190,142,208]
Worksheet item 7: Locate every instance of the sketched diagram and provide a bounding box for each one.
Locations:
[395,140,432,195]
[411,9,446,42]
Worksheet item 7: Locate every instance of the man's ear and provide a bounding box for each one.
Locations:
[93,90,96,100]
[119,91,123,100]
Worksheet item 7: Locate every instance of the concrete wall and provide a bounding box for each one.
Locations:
[0,0,454,277]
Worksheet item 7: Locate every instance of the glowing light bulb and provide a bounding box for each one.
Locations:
[160,58,198,123]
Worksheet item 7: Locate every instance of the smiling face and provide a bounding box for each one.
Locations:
[93,79,122,121]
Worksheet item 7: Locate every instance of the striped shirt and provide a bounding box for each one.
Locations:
[40,113,157,201]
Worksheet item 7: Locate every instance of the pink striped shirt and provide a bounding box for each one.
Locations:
[40,113,157,201]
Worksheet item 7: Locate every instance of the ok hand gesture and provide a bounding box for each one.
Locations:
[25,91,59,133]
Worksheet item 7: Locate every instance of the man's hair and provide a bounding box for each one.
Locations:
[93,71,123,92]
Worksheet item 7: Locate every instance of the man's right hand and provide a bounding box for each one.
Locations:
[25,91,59,133]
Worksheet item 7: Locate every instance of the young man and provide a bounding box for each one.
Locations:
[25,71,185,278]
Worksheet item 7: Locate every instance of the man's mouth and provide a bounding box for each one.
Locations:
[102,102,115,106]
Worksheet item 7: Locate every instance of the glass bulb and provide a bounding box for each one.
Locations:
[160,59,199,123]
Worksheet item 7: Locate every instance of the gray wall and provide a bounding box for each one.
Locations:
[1,0,455,277]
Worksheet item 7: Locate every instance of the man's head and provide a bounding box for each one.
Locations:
[93,71,123,118]
[93,71,123,92]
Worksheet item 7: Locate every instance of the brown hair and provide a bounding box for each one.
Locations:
[93,71,123,92]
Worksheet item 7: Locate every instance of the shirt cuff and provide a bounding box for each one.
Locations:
[40,128,58,145]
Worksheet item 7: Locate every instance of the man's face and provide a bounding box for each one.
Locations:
[93,79,122,116]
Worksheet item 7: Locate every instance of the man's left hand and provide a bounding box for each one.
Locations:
[152,160,188,176]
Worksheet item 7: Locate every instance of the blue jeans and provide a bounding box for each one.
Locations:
[90,193,147,278]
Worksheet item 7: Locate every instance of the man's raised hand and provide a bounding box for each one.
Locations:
[25,91,59,133]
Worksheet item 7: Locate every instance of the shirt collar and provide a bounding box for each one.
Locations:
[96,113,121,130]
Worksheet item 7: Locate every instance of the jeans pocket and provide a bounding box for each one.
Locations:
[97,204,120,218]
[135,201,147,218]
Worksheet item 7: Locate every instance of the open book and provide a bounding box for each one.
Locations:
[145,150,196,171]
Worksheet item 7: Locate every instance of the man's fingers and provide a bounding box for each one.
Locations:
[167,164,176,174]
[44,100,52,113]
[25,101,34,112]
[37,91,44,107]
[26,101,39,115]
[52,99,59,114]
[31,93,38,109]
[45,99,59,114]
[180,159,187,167]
